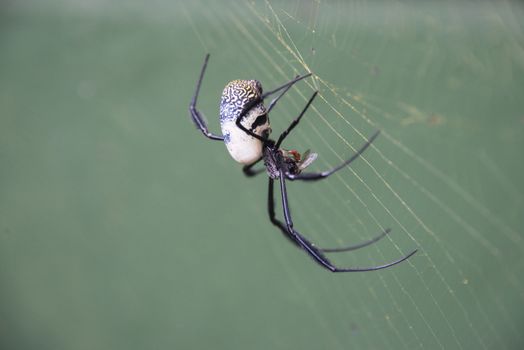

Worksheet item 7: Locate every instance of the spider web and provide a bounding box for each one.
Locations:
[1,1,523,350]
[184,1,524,349]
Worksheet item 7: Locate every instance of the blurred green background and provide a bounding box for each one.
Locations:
[1,1,523,349]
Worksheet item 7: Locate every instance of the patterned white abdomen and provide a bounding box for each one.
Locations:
[219,80,271,164]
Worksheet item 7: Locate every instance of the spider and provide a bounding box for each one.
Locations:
[189,54,417,272]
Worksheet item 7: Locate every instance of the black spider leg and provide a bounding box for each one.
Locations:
[235,73,312,142]
[266,75,300,114]
[277,172,418,272]
[320,228,391,253]
[272,90,381,182]
[275,91,318,149]
[287,130,381,181]
[189,54,224,141]
[242,157,264,177]
[271,92,391,251]
[267,178,301,247]
[267,178,390,253]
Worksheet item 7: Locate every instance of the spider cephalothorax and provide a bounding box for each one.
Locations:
[189,54,417,272]
[263,143,318,179]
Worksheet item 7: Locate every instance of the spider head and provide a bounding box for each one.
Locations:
[280,149,318,175]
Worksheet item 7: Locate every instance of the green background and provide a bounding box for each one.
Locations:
[1,1,523,349]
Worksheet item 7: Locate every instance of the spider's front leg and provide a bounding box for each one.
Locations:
[235,73,312,141]
[189,54,224,141]
[269,90,379,182]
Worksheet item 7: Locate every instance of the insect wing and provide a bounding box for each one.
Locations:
[298,150,318,170]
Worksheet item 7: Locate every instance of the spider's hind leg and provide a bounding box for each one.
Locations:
[275,173,417,272]
[267,178,391,252]
[320,228,392,253]
[267,178,303,248]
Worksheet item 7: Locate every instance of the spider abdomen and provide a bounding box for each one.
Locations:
[219,80,271,164]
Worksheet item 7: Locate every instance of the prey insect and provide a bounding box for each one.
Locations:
[189,54,417,272]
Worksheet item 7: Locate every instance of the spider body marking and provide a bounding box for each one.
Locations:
[220,80,270,164]
[189,54,417,273]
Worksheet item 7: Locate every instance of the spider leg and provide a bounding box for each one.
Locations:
[235,73,312,141]
[286,130,380,182]
[261,73,312,101]
[266,75,299,114]
[268,178,390,252]
[275,91,318,148]
[243,157,265,177]
[278,172,417,272]
[267,178,302,247]
[189,54,224,141]
[320,228,391,252]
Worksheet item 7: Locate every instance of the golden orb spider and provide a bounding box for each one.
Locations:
[189,54,417,272]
